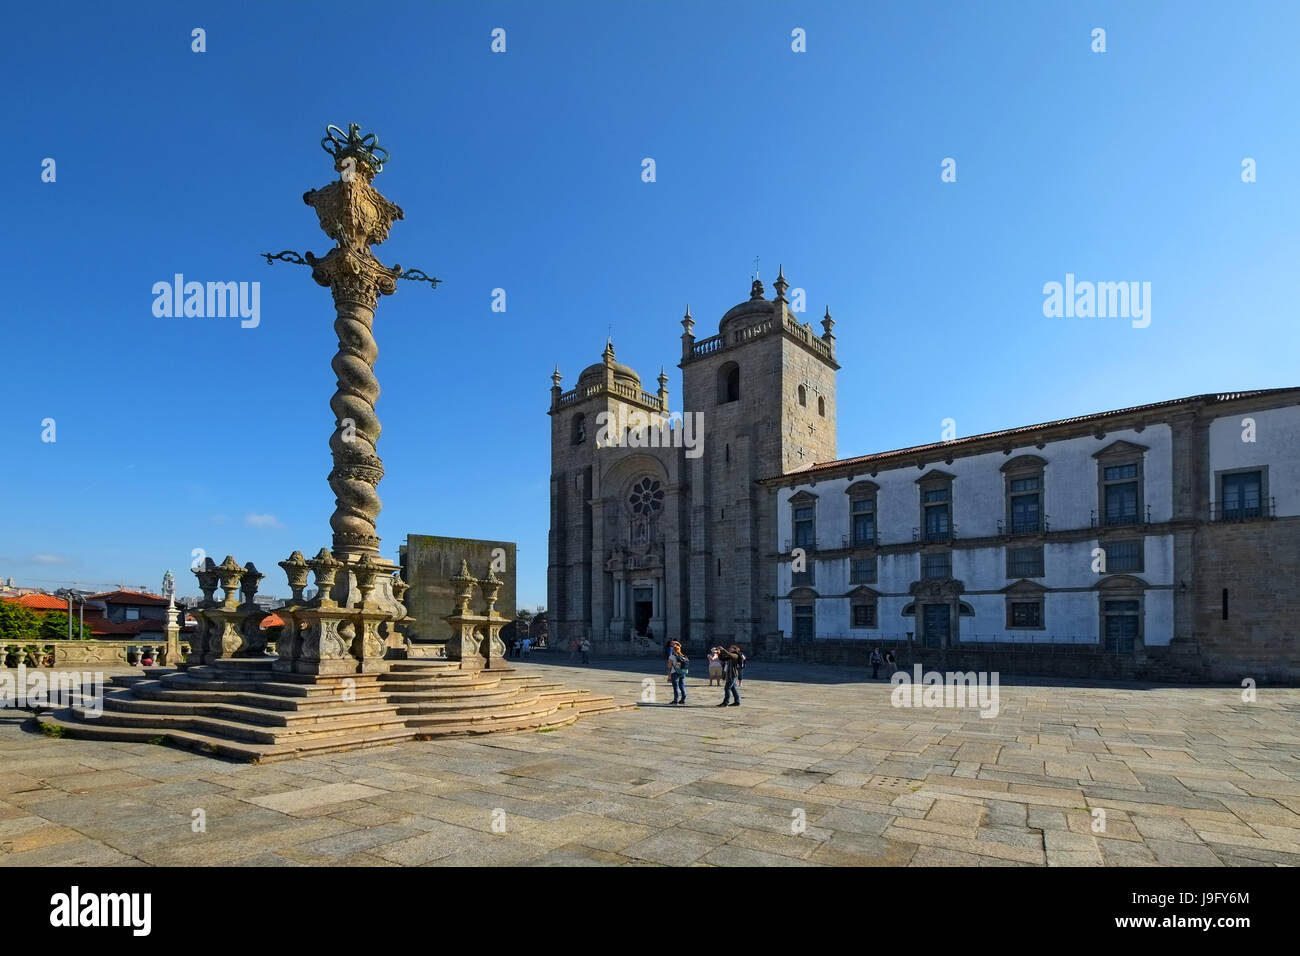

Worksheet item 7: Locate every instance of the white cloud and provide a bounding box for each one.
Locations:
[245,513,284,529]
[29,553,73,565]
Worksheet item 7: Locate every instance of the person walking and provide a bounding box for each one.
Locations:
[869,646,883,680]
[568,635,580,663]
[580,637,591,665]
[521,635,531,657]
[716,644,742,707]
[884,649,896,674]
[667,640,689,705]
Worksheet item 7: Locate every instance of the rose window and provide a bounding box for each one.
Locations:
[629,477,665,516]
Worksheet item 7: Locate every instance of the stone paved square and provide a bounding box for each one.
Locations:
[2,660,1298,866]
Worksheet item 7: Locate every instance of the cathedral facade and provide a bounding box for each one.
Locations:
[548,270,836,652]
[548,272,1300,680]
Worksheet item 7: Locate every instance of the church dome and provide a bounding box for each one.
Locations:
[577,340,641,387]
[719,278,775,331]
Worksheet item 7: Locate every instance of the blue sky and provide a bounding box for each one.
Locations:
[2,1,1297,607]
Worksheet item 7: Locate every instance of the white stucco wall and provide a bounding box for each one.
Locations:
[773,425,1177,644]
[1208,405,1300,516]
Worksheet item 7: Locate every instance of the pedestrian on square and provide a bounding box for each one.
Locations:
[667,640,689,705]
[707,647,722,686]
[568,635,580,663]
[869,646,883,680]
[581,637,591,665]
[884,649,896,673]
[716,644,742,707]
[521,635,531,657]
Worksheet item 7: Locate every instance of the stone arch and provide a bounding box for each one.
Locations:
[717,361,740,404]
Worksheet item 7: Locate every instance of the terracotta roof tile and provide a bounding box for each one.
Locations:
[86,590,169,606]
[3,594,69,611]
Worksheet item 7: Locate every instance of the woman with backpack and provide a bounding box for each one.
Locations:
[667,640,689,705]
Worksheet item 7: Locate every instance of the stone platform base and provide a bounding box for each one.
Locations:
[38,657,632,763]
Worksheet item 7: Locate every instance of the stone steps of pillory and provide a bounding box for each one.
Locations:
[134,681,387,711]
[35,659,631,761]
[101,690,404,728]
[37,708,419,763]
[64,704,410,745]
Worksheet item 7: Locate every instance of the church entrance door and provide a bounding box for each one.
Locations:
[633,588,653,636]
[922,603,949,648]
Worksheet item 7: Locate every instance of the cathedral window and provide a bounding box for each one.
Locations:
[571,413,586,445]
[628,477,665,517]
[818,396,825,416]
[798,384,807,406]
[717,362,740,404]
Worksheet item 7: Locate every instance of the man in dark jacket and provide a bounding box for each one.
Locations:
[716,645,743,707]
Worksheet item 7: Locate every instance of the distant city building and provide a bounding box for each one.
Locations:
[81,590,170,641]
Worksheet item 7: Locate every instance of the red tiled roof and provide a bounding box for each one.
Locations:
[84,616,164,637]
[762,388,1300,483]
[86,589,169,606]
[261,613,285,629]
[3,594,69,611]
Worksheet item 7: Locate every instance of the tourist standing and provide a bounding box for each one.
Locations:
[668,640,689,705]
[884,649,897,674]
[707,647,722,686]
[521,635,531,657]
[568,635,580,663]
[869,647,883,680]
[580,637,591,665]
[716,644,742,707]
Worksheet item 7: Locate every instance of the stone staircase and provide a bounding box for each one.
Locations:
[1141,641,1211,683]
[37,658,630,763]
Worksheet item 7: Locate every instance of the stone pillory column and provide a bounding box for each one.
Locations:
[262,124,440,676]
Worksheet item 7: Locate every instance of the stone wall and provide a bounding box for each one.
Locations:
[2,640,182,667]
[401,535,516,641]
[1191,517,1300,682]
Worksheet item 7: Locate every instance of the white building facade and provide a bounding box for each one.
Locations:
[764,390,1300,680]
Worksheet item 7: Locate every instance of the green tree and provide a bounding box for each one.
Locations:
[38,611,92,641]
[0,602,40,644]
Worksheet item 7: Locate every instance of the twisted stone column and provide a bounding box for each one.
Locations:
[302,164,403,557]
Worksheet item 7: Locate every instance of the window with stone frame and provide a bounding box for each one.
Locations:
[851,601,877,629]
[1007,600,1043,629]
[847,482,877,547]
[1103,539,1143,573]
[1001,455,1046,535]
[1218,469,1265,520]
[571,413,586,445]
[790,492,817,550]
[1094,441,1147,527]
[850,555,876,584]
[1005,545,1044,578]
[921,551,951,580]
[917,471,955,543]
[818,395,826,417]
